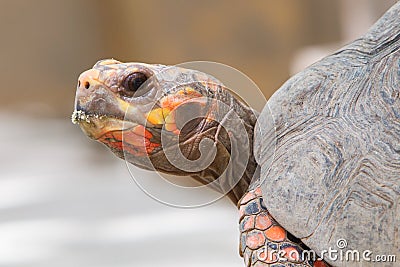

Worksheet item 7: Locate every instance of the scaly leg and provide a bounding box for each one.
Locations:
[238,187,330,267]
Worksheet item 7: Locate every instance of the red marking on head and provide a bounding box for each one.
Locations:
[160,89,203,110]
[124,126,160,155]
[123,131,150,147]
[98,132,125,153]
[98,125,160,157]
[132,125,153,139]
[146,142,160,154]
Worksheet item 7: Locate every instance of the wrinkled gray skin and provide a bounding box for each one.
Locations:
[73,60,259,204]
[256,3,400,266]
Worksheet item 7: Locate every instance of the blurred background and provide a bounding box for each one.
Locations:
[0,1,396,266]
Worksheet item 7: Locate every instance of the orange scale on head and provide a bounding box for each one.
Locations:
[160,88,203,109]
[132,125,153,139]
[160,95,184,109]
[123,131,150,147]
[146,108,166,125]
[111,131,123,141]
[146,142,160,154]
[108,140,123,150]
[98,133,122,150]
[100,132,113,140]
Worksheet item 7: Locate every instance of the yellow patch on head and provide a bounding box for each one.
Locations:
[164,123,177,132]
[146,108,166,125]
[117,98,133,113]
[164,110,175,124]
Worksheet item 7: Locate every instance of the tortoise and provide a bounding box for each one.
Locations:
[72,3,399,267]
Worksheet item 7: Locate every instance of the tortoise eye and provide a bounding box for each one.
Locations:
[122,72,148,97]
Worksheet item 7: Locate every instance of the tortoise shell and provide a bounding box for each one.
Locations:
[255,3,400,265]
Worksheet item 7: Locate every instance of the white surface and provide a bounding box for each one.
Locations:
[0,114,242,267]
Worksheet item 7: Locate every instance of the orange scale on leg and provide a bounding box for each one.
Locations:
[239,192,256,205]
[255,213,272,230]
[256,250,278,265]
[254,187,263,197]
[245,230,266,250]
[264,251,278,264]
[240,215,255,232]
[254,261,267,266]
[314,259,329,267]
[264,225,286,242]
[282,246,301,263]
[243,216,255,231]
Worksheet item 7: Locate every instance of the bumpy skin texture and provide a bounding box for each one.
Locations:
[73,4,400,266]
[255,3,400,266]
[73,60,258,203]
[72,61,331,266]
[239,186,329,267]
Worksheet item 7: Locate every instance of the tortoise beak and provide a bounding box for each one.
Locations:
[72,68,134,139]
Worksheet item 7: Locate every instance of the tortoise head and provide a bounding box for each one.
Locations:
[72,59,258,202]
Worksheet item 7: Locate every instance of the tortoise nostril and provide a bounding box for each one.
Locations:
[77,69,100,91]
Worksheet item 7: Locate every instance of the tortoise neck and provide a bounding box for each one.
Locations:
[227,119,259,204]
[189,90,259,205]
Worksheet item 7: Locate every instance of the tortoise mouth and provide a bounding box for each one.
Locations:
[71,109,105,125]
[72,108,164,157]
[71,109,137,140]
[71,108,125,125]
